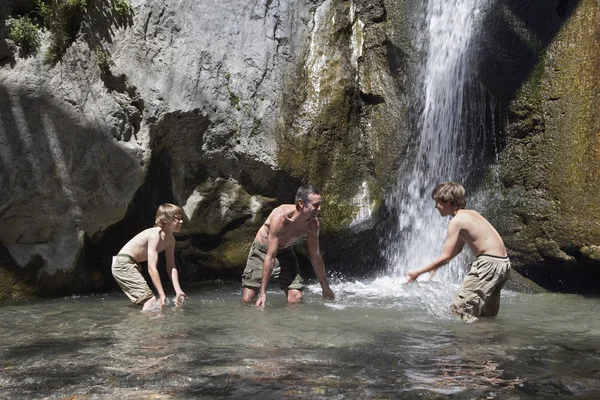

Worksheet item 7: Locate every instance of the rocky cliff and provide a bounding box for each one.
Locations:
[478,0,600,293]
[0,0,412,301]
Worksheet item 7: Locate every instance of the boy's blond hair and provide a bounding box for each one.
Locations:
[155,203,183,228]
[432,181,466,210]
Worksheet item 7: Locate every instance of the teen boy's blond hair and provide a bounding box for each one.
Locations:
[431,181,466,210]
[155,203,184,228]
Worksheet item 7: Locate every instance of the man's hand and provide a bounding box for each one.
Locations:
[322,286,335,300]
[407,270,421,282]
[255,292,267,308]
[175,291,188,306]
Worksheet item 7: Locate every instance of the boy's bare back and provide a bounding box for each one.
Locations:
[119,227,174,262]
[451,209,507,257]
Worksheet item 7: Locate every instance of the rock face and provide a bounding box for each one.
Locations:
[477,0,600,293]
[0,0,412,300]
[1,0,597,301]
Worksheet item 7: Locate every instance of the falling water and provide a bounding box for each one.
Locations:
[384,0,491,282]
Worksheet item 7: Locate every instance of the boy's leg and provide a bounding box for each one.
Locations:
[142,296,159,311]
[112,255,154,305]
[450,270,483,322]
[452,256,511,320]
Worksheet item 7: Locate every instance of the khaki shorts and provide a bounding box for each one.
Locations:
[451,255,511,322]
[242,240,304,291]
[111,254,154,305]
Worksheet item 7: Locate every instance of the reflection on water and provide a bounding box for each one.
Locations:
[1,281,599,399]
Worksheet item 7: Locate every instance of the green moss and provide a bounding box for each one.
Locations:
[499,0,600,252]
[0,268,38,304]
[320,195,358,233]
[225,72,241,110]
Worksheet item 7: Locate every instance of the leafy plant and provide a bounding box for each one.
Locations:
[34,0,88,61]
[93,46,114,72]
[111,0,134,25]
[7,15,41,56]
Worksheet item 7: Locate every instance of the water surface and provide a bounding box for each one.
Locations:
[1,280,599,399]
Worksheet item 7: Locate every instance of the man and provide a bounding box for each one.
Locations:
[407,181,511,322]
[241,185,335,307]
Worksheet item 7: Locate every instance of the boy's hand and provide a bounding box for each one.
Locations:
[175,291,188,306]
[255,293,267,308]
[407,270,420,282]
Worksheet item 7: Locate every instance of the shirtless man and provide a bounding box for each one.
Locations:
[112,203,188,311]
[241,185,335,307]
[407,181,511,322]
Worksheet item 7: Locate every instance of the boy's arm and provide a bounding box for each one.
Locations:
[407,219,464,282]
[255,217,282,308]
[307,223,335,299]
[147,231,167,307]
[165,237,188,305]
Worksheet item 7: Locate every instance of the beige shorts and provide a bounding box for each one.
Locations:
[111,254,154,305]
[451,255,511,322]
[242,240,304,291]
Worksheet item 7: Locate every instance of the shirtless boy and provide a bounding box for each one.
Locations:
[407,182,511,322]
[241,185,335,307]
[112,203,188,311]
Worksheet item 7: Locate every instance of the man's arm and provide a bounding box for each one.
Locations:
[307,222,335,299]
[407,219,464,282]
[255,218,282,308]
[147,231,167,307]
[165,237,188,305]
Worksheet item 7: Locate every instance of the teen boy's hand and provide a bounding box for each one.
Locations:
[175,291,188,306]
[407,270,420,282]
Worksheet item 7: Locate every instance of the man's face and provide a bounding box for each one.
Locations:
[302,193,322,219]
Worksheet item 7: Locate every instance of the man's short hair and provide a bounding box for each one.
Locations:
[155,203,184,228]
[432,181,466,209]
[295,185,320,206]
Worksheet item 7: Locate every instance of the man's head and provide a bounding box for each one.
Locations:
[432,181,466,211]
[155,203,184,229]
[295,185,321,218]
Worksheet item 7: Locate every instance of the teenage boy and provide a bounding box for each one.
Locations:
[407,182,510,322]
[112,203,188,310]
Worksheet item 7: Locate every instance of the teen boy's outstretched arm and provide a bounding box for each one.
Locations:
[165,238,188,305]
[307,223,335,299]
[147,231,167,308]
[408,219,465,282]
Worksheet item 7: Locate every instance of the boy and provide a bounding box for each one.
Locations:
[112,203,188,310]
[407,181,510,322]
[241,185,335,307]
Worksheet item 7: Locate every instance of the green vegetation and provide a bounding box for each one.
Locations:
[35,0,88,61]
[7,0,135,63]
[93,46,114,73]
[7,15,41,56]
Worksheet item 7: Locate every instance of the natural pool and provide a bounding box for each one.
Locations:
[1,279,599,399]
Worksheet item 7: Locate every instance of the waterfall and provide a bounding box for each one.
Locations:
[383,0,491,283]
